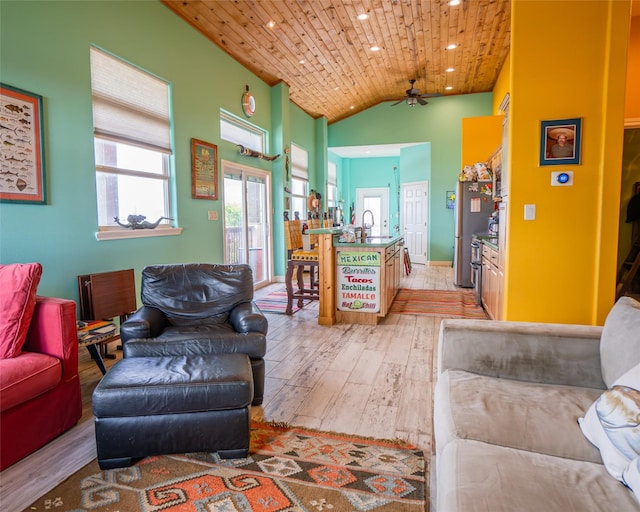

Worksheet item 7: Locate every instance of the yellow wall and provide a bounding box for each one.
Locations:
[504,0,630,325]
[626,16,640,119]
[461,116,503,165]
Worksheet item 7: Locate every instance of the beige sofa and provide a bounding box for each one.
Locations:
[434,297,640,511]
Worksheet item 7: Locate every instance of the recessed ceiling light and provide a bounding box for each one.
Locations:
[299,59,305,64]
[357,13,369,21]
[446,67,455,72]
[350,105,355,110]
[266,20,276,29]
[445,86,454,90]
[370,45,380,52]
[446,44,457,50]
[449,0,461,6]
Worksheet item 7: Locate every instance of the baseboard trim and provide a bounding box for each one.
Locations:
[427,261,453,267]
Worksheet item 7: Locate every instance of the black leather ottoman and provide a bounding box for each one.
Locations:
[92,353,253,469]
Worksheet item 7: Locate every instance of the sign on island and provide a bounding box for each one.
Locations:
[336,251,381,313]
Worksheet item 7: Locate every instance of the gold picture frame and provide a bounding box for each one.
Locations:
[191,138,218,200]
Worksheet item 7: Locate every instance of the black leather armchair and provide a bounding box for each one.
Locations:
[120,263,268,405]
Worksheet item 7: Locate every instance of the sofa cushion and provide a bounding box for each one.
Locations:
[0,352,62,411]
[434,369,602,463]
[437,439,639,512]
[601,296,640,387]
[579,363,640,481]
[0,263,43,359]
[122,325,266,359]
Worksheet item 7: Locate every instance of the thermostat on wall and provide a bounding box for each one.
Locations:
[551,171,573,186]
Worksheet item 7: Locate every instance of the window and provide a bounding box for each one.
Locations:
[327,161,337,207]
[90,46,173,230]
[291,143,308,219]
[220,111,265,153]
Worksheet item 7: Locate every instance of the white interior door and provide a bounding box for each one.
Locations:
[356,188,389,236]
[222,160,272,288]
[401,181,428,264]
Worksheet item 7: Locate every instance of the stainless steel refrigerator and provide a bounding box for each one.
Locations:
[453,181,495,287]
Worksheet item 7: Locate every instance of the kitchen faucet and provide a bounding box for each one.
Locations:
[361,209,375,241]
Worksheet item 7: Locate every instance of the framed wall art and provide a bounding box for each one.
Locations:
[540,117,582,166]
[191,138,218,200]
[0,83,46,204]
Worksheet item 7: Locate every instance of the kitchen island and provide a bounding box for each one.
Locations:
[307,228,404,325]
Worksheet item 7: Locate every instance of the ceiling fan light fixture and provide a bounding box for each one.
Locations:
[407,97,417,106]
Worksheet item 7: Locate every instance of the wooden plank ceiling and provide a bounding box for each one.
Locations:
[162,0,511,124]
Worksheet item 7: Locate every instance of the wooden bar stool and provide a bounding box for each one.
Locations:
[284,220,320,314]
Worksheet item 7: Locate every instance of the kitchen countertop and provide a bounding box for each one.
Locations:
[334,233,404,248]
[474,233,499,250]
[305,227,403,248]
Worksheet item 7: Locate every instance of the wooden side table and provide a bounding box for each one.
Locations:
[77,321,118,375]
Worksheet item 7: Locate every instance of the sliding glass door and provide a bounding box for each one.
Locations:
[222,161,271,288]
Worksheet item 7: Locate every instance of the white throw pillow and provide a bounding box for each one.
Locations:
[578,363,640,481]
[624,456,640,505]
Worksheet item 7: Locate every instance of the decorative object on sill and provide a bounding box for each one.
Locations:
[241,84,256,118]
[446,190,455,209]
[284,146,290,181]
[283,211,289,222]
[236,144,280,161]
[191,138,218,200]
[113,215,172,230]
[540,117,582,166]
[0,83,46,204]
[307,189,322,219]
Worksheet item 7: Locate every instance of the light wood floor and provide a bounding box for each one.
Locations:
[1,264,457,512]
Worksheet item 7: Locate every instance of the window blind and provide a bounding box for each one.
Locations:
[90,46,171,153]
[291,144,308,179]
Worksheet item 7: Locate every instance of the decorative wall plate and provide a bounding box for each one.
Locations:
[242,86,256,117]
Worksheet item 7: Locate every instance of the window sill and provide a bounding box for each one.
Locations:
[95,227,183,241]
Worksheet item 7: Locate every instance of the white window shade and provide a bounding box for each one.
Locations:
[291,143,308,179]
[90,47,171,153]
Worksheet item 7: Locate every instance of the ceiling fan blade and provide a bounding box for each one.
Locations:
[417,98,429,106]
[419,93,443,98]
[390,99,405,106]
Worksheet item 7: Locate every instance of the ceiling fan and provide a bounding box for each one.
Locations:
[391,79,442,107]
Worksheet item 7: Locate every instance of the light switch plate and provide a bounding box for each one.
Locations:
[207,210,218,221]
[524,204,536,221]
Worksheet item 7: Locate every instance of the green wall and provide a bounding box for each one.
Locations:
[328,94,493,261]
[0,0,322,299]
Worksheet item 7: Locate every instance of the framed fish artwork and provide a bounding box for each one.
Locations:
[0,84,46,204]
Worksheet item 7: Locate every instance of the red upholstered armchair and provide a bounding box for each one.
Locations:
[0,295,82,470]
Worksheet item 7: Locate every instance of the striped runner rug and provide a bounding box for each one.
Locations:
[255,290,311,314]
[389,288,488,319]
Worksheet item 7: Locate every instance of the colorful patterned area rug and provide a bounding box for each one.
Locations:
[255,289,311,314]
[390,288,488,319]
[25,422,426,512]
